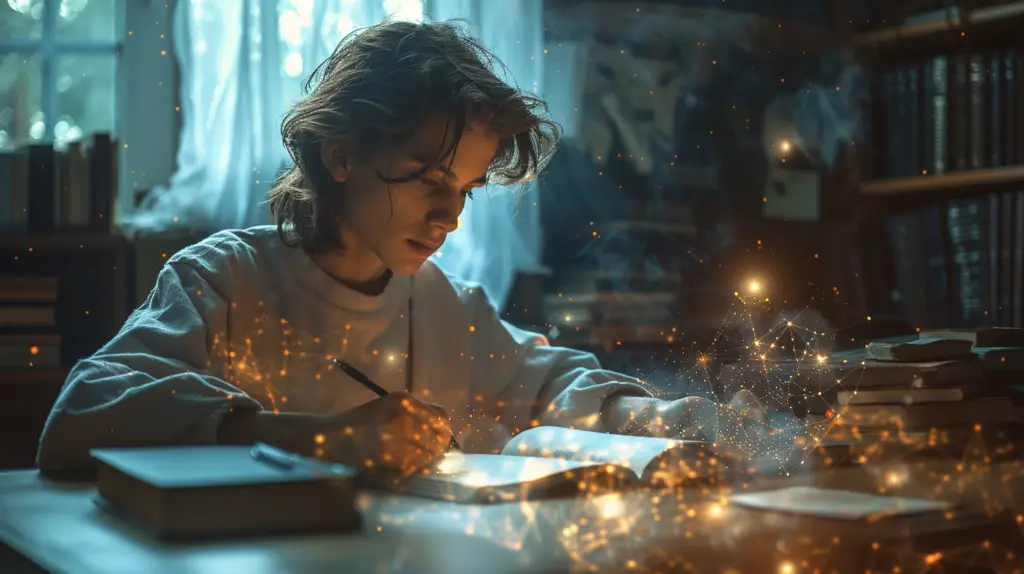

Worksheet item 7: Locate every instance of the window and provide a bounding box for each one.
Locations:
[0,0,121,149]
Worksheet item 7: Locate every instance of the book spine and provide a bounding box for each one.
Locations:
[1015,191,1024,327]
[57,147,71,228]
[922,204,950,328]
[885,68,899,177]
[887,213,930,325]
[1005,50,1017,165]
[906,210,930,327]
[969,54,986,169]
[26,144,57,233]
[908,64,922,176]
[951,54,969,171]
[948,200,985,325]
[1001,192,1015,325]
[989,52,1004,167]
[67,141,88,227]
[88,134,113,232]
[1017,50,1024,164]
[988,193,1000,324]
[932,55,949,174]
[112,137,120,224]
[887,215,915,323]
[922,59,936,175]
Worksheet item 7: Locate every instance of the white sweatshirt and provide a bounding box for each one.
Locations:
[36,226,651,471]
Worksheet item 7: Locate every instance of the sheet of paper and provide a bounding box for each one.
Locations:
[730,486,953,521]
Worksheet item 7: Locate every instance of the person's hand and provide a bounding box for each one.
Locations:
[217,393,453,474]
[319,391,453,474]
[602,395,718,439]
[602,392,781,458]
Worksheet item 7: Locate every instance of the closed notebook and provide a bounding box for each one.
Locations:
[866,338,973,362]
[974,347,1024,372]
[91,446,360,539]
[834,397,1016,430]
[830,359,982,389]
[396,427,739,504]
[917,327,1024,348]
[837,386,979,406]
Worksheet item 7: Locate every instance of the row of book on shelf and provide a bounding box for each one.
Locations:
[0,133,119,234]
[722,327,1024,457]
[886,190,1023,331]
[0,276,60,370]
[882,50,1024,178]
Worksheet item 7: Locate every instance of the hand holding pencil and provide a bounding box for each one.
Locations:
[333,359,462,451]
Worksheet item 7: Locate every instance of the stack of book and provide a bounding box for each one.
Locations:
[0,276,61,370]
[827,328,1024,444]
[0,133,119,234]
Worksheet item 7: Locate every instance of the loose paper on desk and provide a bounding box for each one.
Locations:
[731,486,954,521]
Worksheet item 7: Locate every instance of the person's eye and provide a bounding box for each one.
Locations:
[462,189,476,200]
[420,177,441,188]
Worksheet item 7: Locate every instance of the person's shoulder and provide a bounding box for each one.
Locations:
[167,226,284,274]
[417,260,493,310]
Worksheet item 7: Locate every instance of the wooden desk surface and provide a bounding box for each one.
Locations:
[2,457,1023,574]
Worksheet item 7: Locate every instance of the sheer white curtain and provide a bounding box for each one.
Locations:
[124,0,553,310]
[123,0,396,233]
[427,0,549,309]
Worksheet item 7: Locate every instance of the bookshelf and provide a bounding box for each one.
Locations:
[1,134,130,469]
[0,232,134,470]
[848,0,1024,334]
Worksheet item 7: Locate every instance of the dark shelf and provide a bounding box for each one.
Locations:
[859,165,1024,197]
[853,2,1024,56]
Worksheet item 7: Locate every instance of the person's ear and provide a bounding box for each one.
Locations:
[321,140,352,184]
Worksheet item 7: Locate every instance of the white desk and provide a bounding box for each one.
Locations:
[1,460,1021,574]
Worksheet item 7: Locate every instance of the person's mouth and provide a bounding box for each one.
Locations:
[407,238,442,257]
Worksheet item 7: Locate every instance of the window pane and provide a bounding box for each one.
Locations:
[0,0,44,39]
[0,53,43,149]
[57,0,116,42]
[54,54,116,146]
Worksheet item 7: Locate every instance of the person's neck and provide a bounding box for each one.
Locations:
[311,248,392,297]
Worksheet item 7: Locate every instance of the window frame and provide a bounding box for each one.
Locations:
[0,0,124,144]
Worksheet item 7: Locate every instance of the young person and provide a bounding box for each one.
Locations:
[37,20,771,474]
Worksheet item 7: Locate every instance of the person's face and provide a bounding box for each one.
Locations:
[321,117,499,275]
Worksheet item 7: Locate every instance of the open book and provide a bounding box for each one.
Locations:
[391,427,738,504]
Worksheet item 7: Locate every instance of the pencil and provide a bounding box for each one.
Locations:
[333,359,389,397]
[332,358,462,450]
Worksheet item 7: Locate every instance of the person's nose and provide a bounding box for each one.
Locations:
[427,204,459,235]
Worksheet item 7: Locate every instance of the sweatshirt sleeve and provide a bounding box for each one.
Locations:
[464,287,652,437]
[36,261,263,472]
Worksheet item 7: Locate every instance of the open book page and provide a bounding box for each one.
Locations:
[499,427,719,485]
[396,453,638,503]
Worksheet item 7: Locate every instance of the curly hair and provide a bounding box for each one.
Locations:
[267,19,559,254]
